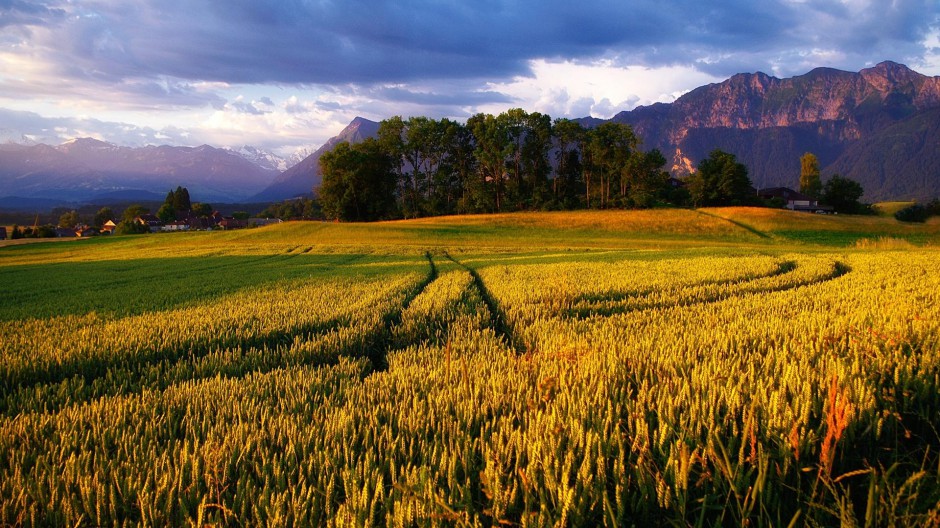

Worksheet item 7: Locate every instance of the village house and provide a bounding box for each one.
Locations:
[75,225,97,237]
[666,177,686,189]
[100,220,117,235]
[217,217,247,230]
[135,214,164,232]
[162,220,191,232]
[757,187,834,213]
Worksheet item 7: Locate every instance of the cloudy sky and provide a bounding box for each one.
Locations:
[2,0,939,158]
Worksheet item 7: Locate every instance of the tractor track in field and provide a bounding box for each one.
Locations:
[362,252,438,372]
[566,258,851,319]
[0,252,441,416]
[443,252,523,354]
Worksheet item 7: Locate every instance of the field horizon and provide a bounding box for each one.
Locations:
[5,206,940,257]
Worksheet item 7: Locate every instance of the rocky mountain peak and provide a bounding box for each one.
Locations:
[336,117,380,143]
[861,60,919,84]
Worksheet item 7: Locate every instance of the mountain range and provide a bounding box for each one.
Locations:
[604,60,940,200]
[0,139,280,207]
[1,61,938,208]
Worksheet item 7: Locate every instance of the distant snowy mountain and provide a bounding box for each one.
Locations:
[250,117,380,202]
[285,147,312,169]
[228,145,314,172]
[228,145,288,171]
[0,131,39,145]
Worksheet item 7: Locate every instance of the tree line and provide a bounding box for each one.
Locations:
[318,110,702,221]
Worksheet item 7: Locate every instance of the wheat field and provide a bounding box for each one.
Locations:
[1,209,938,526]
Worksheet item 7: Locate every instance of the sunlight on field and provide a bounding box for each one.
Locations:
[707,206,940,245]
[872,201,916,216]
[1,211,939,525]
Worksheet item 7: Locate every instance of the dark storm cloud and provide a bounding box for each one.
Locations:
[8,0,929,84]
[4,0,939,97]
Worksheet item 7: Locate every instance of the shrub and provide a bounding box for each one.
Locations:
[926,198,940,217]
[114,220,150,235]
[894,204,929,223]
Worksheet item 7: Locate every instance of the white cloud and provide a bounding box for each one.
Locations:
[192,89,373,155]
[916,28,940,75]
[481,60,723,118]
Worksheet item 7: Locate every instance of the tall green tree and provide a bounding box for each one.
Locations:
[687,149,753,207]
[157,203,176,223]
[499,108,529,209]
[799,152,822,198]
[586,122,638,208]
[172,186,191,213]
[405,116,458,216]
[467,113,511,212]
[623,149,669,208]
[427,118,465,215]
[822,174,864,214]
[401,116,433,216]
[58,210,80,228]
[318,139,397,221]
[552,118,586,208]
[93,207,114,228]
[377,116,409,214]
[448,122,478,214]
[520,111,553,209]
[191,202,213,217]
[121,204,148,223]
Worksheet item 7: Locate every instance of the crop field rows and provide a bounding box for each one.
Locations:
[1,230,939,526]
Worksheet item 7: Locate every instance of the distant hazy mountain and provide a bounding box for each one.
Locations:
[226,145,312,172]
[250,117,380,202]
[605,61,940,200]
[0,138,280,203]
[227,145,290,172]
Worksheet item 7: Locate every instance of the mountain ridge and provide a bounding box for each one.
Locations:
[0,139,280,204]
[607,60,940,199]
